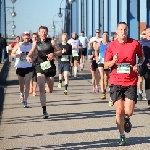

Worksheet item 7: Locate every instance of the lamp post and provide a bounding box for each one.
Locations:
[58,0,73,18]
[6,0,17,37]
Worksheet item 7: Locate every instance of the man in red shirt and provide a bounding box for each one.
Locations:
[104,22,144,146]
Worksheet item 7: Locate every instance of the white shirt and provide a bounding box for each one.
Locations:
[67,38,81,54]
[16,42,32,68]
[90,37,103,43]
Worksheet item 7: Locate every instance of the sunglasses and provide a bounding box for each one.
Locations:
[142,33,146,35]
[96,32,100,33]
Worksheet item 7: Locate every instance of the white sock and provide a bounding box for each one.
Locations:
[74,67,77,77]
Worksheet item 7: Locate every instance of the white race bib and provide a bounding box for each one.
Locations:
[72,52,79,57]
[61,55,69,61]
[40,61,51,70]
[117,63,130,74]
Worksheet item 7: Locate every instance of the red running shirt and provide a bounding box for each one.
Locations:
[104,38,143,86]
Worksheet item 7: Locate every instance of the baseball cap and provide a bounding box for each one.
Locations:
[22,31,30,36]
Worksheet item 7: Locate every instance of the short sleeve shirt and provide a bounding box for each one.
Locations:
[104,38,143,86]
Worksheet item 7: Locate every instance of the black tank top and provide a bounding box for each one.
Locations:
[37,38,54,65]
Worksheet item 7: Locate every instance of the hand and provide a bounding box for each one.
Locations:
[62,48,66,54]
[51,39,57,46]
[113,53,118,62]
[46,53,54,61]
[20,53,25,57]
[130,64,139,72]
[26,56,32,63]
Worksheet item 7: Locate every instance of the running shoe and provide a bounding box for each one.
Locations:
[92,87,96,93]
[58,83,62,88]
[23,100,29,108]
[109,99,113,106]
[101,93,106,100]
[118,135,126,146]
[19,93,24,103]
[124,117,132,133]
[95,87,99,93]
[64,90,67,95]
[43,111,49,119]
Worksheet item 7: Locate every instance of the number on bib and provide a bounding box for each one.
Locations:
[20,56,26,62]
[40,61,51,70]
[61,55,69,61]
[117,63,130,74]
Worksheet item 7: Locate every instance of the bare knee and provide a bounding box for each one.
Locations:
[125,109,133,117]
[116,107,124,117]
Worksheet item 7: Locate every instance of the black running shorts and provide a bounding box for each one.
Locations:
[109,85,137,104]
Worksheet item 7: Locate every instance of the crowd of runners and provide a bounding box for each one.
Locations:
[4,21,150,146]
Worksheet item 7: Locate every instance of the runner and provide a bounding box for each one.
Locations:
[137,29,146,100]
[138,28,150,108]
[26,26,62,119]
[104,22,144,146]
[58,33,72,95]
[79,31,88,71]
[95,31,110,100]
[88,41,98,93]
[11,32,33,108]
[68,32,82,79]
[88,29,103,92]
[29,33,38,96]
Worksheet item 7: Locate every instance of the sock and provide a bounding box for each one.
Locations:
[59,80,62,83]
[139,90,142,94]
[74,67,77,77]
[20,92,24,96]
[120,133,125,137]
[148,100,150,105]
[65,84,68,90]
[42,106,46,114]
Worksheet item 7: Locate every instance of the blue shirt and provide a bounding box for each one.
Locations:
[99,42,109,63]
[79,36,88,48]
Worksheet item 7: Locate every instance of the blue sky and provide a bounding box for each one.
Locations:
[6,0,66,36]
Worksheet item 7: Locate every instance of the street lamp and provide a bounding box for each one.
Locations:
[11,0,17,3]
[51,23,55,29]
[12,24,16,29]
[11,11,16,17]
[68,0,73,4]
[58,0,72,18]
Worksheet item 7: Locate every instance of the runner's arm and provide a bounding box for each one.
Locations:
[104,44,116,69]
[27,41,37,58]
[51,41,62,56]
[11,43,19,58]
[136,42,145,65]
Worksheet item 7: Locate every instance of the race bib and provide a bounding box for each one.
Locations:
[20,55,26,62]
[40,61,51,70]
[117,63,130,74]
[61,55,69,61]
[72,52,79,57]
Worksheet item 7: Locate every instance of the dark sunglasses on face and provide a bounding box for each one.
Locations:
[96,32,100,33]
